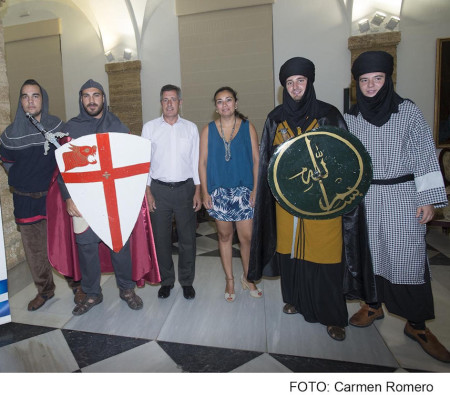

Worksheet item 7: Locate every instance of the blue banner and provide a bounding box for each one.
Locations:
[0,203,11,325]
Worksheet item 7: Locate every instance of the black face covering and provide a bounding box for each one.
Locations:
[349,51,403,127]
[279,57,320,132]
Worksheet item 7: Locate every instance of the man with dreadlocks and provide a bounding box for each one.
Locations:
[344,51,449,362]
[248,57,373,341]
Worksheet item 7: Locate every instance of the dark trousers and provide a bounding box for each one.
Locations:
[150,179,196,286]
[19,220,55,297]
[371,266,435,323]
[76,227,134,296]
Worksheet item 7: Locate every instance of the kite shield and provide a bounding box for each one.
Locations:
[55,132,151,252]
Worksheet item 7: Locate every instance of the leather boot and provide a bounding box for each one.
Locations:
[349,303,384,327]
[404,322,450,363]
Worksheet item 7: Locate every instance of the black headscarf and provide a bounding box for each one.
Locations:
[349,51,403,127]
[0,82,63,150]
[278,57,322,132]
[64,79,129,139]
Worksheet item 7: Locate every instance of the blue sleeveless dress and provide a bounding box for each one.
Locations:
[206,120,254,221]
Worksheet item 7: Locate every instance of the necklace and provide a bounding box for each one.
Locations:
[219,116,236,161]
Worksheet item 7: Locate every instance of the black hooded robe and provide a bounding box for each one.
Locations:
[248,102,376,327]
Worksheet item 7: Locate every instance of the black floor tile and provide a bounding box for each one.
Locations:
[0,322,57,347]
[270,353,398,373]
[198,248,241,258]
[429,252,450,266]
[427,244,439,252]
[158,341,263,372]
[61,329,150,369]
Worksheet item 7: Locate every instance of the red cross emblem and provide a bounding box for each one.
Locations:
[57,133,151,252]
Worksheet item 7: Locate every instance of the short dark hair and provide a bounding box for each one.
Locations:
[160,84,182,101]
[20,79,42,96]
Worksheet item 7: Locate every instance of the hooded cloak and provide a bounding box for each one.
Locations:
[63,79,129,138]
[0,84,63,151]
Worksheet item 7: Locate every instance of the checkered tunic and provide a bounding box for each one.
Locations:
[344,100,448,284]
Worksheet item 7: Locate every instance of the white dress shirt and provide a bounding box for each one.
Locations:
[141,115,200,186]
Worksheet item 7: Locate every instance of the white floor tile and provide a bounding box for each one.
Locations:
[63,276,174,339]
[264,278,399,368]
[9,274,81,328]
[194,236,220,255]
[0,330,78,372]
[158,256,267,352]
[374,279,450,373]
[81,341,181,372]
[196,221,217,235]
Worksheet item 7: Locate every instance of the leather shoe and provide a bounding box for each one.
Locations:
[27,293,55,311]
[158,285,174,299]
[349,303,384,327]
[182,285,195,299]
[404,322,450,363]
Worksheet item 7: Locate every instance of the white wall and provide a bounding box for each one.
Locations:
[2,1,106,121]
[140,0,181,123]
[272,0,351,112]
[396,0,450,126]
[2,0,450,126]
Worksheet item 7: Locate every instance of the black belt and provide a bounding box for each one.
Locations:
[152,178,191,188]
[371,174,414,185]
[12,188,48,199]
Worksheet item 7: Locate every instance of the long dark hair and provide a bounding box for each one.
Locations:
[213,86,248,121]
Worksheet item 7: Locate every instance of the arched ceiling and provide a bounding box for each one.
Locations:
[1,0,443,59]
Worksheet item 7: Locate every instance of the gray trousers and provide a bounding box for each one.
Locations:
[76,227,134,296]
[150,179,197,286]
[19,220,55,297]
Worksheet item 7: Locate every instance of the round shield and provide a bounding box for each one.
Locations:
[268,126,372,219]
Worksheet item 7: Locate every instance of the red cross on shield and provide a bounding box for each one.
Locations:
[55,132,151,252]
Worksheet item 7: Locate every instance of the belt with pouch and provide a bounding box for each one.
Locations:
[12,188,48,199]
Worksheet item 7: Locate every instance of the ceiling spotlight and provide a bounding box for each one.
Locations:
[358,19,370,34]
[123,49,132,60]
[105,51,114,62]
[371,12,386,26]
[385,16,400,31]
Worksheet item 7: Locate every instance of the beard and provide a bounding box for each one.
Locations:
[84,103,104,117]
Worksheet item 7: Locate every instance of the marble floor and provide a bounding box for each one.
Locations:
[1,219,450,377]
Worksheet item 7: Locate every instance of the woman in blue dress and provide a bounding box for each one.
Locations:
[199,87,261,302]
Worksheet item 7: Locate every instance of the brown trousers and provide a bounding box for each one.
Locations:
[19,220,55,296]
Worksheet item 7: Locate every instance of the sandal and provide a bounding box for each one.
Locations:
[120,289,143,310]
[240,274,263,298]
[282,303,298,314]
[72,294,103,316]
[224,277,235,302]
[327,326,346,341]
[73,286,87,305]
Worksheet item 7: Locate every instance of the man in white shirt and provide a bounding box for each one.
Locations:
[142,84,202,299]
